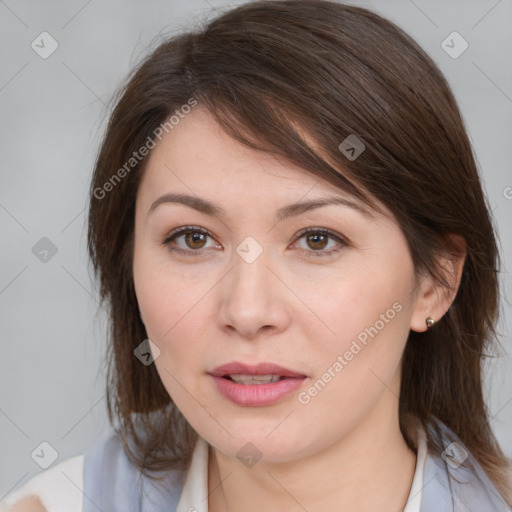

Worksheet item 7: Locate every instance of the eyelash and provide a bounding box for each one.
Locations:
[161,225,347,259]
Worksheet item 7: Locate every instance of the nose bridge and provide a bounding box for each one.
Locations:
[235,235,266,267]
[218,235,287,337]
[229,235,272,301]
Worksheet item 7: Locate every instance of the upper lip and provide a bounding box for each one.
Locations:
[209,361,306,378]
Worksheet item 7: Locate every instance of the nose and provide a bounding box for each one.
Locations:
[216,242,291,340]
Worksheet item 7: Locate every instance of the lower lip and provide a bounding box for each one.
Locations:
[210,375,306,406]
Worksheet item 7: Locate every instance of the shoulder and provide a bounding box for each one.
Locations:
[1,429,123,512]
[1,428,124,512]
[0,455,84,512]
[422,420,511,511]
[83,427,188,511]
[4,496,46,512]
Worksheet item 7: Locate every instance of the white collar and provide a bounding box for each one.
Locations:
[176,425,427,512]
[404,424,427,512]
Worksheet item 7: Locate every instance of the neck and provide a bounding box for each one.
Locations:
[207,397,418,512]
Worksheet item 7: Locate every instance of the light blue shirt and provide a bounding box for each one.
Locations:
[80,420,510,511]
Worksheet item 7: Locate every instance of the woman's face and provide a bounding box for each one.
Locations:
[133,107,423,462]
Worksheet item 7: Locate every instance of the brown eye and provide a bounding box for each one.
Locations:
[162,226,218,256]
[293,228,347,258]
[305,233,329,251]
[183,231,208,249]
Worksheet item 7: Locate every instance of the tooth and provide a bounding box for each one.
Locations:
[231,374,274,380]
[229,374,281,384]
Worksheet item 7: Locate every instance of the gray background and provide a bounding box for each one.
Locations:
[1,0,511,498]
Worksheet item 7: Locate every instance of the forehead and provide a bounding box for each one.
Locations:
[138,107,374,214]
[141,108,313,190]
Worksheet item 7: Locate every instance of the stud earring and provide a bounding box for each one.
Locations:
[426,317,435,329]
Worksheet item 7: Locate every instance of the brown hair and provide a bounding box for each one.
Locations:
[87,0,512,502]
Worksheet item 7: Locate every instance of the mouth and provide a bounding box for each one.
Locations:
[209,361,307,380]
[208,361,307,406]
[221,374,293,384]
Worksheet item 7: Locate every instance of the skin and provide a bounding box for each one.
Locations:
[131,107,464,512]
[8,496,46,512]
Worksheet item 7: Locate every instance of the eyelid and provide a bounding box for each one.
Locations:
[163,225,211,242]
[161,225,218,251]
[291,227,348,258]
[293,226,347,244]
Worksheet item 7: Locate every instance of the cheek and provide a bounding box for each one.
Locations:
[134,258,210,403]
[302,260,413,350]
[296,296,410,434]
[132,251,221,405]
[133,243,205,341]
[298,253,415,395]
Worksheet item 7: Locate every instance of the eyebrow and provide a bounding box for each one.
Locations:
[148,192,372,222]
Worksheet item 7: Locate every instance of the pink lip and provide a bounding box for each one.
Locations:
[208,361,307,407]
[209,361,306,378]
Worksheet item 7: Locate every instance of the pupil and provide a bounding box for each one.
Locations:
[186,232,206,248]
[309,234,327,250]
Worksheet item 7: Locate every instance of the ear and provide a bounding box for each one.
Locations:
[410,235,466,332]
